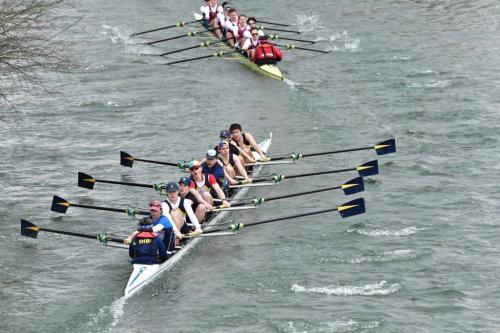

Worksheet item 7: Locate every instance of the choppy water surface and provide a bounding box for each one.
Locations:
[1,0,500,332]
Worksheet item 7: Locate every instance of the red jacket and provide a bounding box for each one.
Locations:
[253,44,283,64]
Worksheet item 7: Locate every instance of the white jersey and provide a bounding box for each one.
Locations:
[242,37,261,50]
[224,19,239,36]
[162,198,201,231]
[200,4,223,21]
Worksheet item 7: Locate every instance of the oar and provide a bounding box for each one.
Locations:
[130,19,203,37]
[256,20,290,27]
[195,198,366,236]
[166,50,240,65]
[160,38,230,56]
[20,219,127,245]
[120,151,188,169]
[254,139,396,163]
[229,177,364,208]
[233,160,378,188]
[146,27,217,45]
[268,34,316,44]
[51,195,149,217]
[256,25,301,34]
[278,43,330,54]
[78,172,164,191]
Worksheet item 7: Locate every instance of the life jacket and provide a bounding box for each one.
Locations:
[253,43,283,65]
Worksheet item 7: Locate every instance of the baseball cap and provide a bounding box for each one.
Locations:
[165,181,179,193]
[206,149,218,160]
[218,141,228,148]
[179,177,191,186]
[219,129,231,138]
[149,200,162,212]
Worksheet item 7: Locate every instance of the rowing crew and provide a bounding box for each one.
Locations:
[127,123,269,264]
[200,0,283,64]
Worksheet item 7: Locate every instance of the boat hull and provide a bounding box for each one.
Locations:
[124,134,273,297]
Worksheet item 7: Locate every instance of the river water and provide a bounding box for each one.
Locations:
[1,0,500,332]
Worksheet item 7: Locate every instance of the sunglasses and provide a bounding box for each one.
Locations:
[189,165,201,171]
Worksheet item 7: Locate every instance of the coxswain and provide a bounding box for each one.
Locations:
[178,176,213,223]
[252,41,283,65]
[126,200,179,251]
[129,217,168,265]
[223,8,240,47]
[200,0,223,38]
[229,123,270,163]
[217,140,251,184]
[189,160,230,207]
[162,182,203,236]
[242,27,261,59]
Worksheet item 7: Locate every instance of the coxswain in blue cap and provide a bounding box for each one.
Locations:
[129,217,168,264]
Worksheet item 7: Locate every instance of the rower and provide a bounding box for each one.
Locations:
[235,14,248,48]
[126,200,178,251]
[217,140,251,185]
[200,0,223,37]
[223,8,240,47]
[229,123,270,163]
[242,27,261,59]
[162,182,203,235]
[201,149,227,186]
[243,17,264,39]
[217,129,255,165]
[178,176,213,223]
[189,160,230,207]
[129,217,168,265]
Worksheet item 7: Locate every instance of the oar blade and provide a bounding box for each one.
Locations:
[51,195,70,214]
[78,172,96,189]
[337,198,365,218]
[374,138,396,155]
[120,151,134,167]
[341,177,365,195]
[21,219,40,238]
[356,160,379,177]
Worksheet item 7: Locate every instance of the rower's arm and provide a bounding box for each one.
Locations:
[213,183,230,207]
[161,208,183,238]
[185,199,202,232]
[234,144,255,162]
[189,188,213,209]
[233,154,250,179]
[246,132,266,157]
[223,167,238,185]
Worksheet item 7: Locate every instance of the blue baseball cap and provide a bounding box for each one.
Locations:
[219,129,231,138]
[178,177,191,186]
[165,181,179,193]
[218,141,228,148]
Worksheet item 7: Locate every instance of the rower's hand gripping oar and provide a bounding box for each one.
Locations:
[228,176,364,208]
[120,151,190,169]
[78,172,166,192]
[130,19,203,37]
[195,198,366,236]
[51,195,149,218]
[254,139,396,164]
[20,219,127,245]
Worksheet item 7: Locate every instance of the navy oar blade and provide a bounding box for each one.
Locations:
[78,172,96,189]
[356,160,378,177]
[337,198,365,218]
[51,195,70,214]
[341,177,365,195]
[374,138,396,155]
[120,151,134,167]
[21,219,40,238]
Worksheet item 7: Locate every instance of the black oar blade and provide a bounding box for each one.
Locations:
[78,172,96,189]
[374,139,396,155]
[357,160,379,177]
[337,198,365,218]
[120,151,134,167]
[21,219,40,238]
[51,195,70,213]
[341,177,365,195]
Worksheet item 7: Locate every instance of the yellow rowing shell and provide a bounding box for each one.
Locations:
[194,13,283,81]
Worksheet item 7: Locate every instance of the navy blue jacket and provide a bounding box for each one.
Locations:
[129,231,168,264]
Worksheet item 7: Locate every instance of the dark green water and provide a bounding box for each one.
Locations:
[1,0,500,332]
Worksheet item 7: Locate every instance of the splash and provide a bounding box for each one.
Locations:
[295,14,321,32]
[102,24,133,45]
[291,281,401,296]
[284,78,300,91]
[318,249,419,264]
[348,226,419,236]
